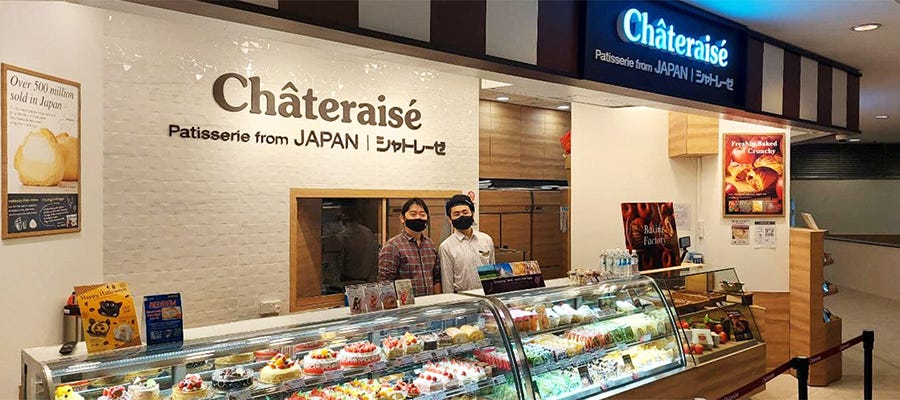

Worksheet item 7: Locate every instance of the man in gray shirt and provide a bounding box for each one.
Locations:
[439,195,496,293]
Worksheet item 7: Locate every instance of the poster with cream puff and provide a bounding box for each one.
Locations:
[723,133,785,217]
[2,64,80,238]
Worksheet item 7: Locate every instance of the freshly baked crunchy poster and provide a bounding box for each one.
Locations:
[2,64,81,238]
[723,133,785,217]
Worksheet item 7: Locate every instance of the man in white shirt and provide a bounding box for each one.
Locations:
[439,195,496,293]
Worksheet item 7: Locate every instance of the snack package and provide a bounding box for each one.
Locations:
[394,279,415,306]
[379,281,398,310]
[75,282,141,353]
[363,283,382,312]
[347,285,364,315]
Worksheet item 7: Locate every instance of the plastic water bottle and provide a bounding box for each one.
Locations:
[630,250,640,276]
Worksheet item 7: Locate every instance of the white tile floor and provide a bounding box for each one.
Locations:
[749,287,900,400]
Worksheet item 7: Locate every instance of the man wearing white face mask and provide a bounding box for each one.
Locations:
[439,195,495,293]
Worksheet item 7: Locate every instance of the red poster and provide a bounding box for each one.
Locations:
[723,133,785,216]
[621,203,681,270]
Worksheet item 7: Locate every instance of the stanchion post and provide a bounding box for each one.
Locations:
[793,356,810,400]
[864,330,874,400]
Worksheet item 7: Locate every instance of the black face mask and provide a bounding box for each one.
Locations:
[452,215,474,230]
[405,218,428,232]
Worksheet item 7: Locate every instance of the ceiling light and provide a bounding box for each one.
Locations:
[495,96,510,102]
[848,138,861,142]
[557,104,571,111]
[875,115,889,119]
[851,23,881,32]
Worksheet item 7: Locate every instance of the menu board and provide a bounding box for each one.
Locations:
[477,261,545,295]
[621,202,681,270]
[723,133,785,217]
[143,293,184,346]
[1,64,81,238]
[75,282,141,353]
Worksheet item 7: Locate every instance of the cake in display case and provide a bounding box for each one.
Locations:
[470,275,686,400]
[23,276,687,400]
[652,268,763,364]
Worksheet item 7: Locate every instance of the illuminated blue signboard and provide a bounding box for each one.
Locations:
[584,1,747,108]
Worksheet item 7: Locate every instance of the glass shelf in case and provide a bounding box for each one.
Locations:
[22,294,533,400]
[466,275,687,400]
[652,267,764,365]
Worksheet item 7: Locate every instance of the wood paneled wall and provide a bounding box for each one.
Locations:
[479,101,569,180]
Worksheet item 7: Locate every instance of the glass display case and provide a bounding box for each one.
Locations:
[652,268,763,365]
[468,275,686,400]
[23,277,688,400]
[22,294,532,400]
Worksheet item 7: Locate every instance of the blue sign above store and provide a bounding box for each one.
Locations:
[584,1,747,108]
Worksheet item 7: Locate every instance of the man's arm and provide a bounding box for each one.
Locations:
[433,246,443,294]
[377,242,399,282]
[438,243,454,293]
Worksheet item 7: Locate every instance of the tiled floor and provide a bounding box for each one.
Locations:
[750,287,900,400]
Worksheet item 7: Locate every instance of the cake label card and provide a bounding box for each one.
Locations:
[493,375,507,385]
[75,282,141,354]
[143,293,184,346]
[578,365,594,386]
[324,370,344,381]
[224,389,252,400]
[464,382,479,393]
[1,64,82,239]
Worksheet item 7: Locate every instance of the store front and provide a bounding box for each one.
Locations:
[1,1,860,399]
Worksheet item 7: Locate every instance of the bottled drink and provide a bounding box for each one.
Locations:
[630,250,640,276]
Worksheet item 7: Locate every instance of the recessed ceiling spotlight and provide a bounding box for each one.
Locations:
[848,138,861,142]
[875,115,889,119]
[851,23,881,32]
[557,104,571,111]
[495,96,510,102]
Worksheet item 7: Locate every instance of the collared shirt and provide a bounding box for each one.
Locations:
[439,229,495,293]
[378,230,441,297]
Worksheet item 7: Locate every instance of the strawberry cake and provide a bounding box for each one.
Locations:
[302,348,340,375]
[171,374,209,400]
[338,341,382,371]
[97,386,129,400]
[259,353,302,384]
[381,336,404,360]
[402,332,423,354]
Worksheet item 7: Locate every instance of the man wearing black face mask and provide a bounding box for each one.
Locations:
[439,195,495,293]
[377,198,442,296]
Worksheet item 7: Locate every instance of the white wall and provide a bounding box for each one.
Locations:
[793,180,900,234]
[698,119,790,291]
[570,105,698,269]
[570,105,791,292]
[824,239,900,302]
[102,9,479,327]
[0,2,105,397]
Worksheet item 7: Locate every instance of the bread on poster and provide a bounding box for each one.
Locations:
[56,132,79,181]
[14,128,65,186]
[753,154,783,176]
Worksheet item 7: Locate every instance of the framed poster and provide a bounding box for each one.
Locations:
[2,64,81,238]
[621,202,681,270]
[723,133,785,217]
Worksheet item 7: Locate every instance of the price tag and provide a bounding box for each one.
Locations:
[617,343,627,351]
[431,391,447,400]
[532,365,547,375]
[435,349,450,358]
[224,388,252,400]
[493,375,507,385]
[459,343,476,352]
[641,334,652,343]
[324,370,344,381]
[464,382,479,393]
[278,379,304,392]
[398,356,414,365]
[415,352,432,363]
[373,361,386,371]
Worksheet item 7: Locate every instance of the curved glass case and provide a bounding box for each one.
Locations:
[468,275,686,400]
[652,267,763,365]
[23,276,687,400]
[23,294,531,400]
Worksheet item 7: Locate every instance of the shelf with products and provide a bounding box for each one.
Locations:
[464,275,687,400]
[652,267,764,366]
[23,293,532,400]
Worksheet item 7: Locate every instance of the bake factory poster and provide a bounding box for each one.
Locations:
[2,64,81,238]
[621,202,681,270]
[723,133,785,217]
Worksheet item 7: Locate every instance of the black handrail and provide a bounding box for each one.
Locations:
[716,329,874,400]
